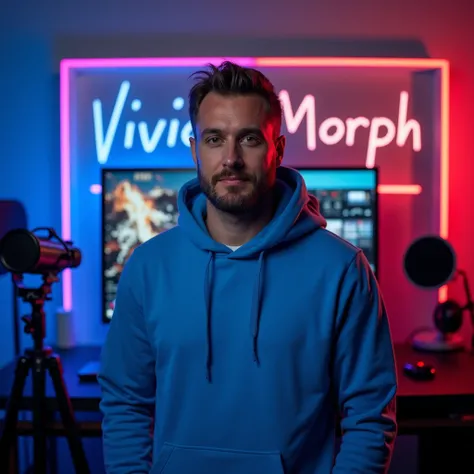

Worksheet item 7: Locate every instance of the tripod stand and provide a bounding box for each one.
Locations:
[0,273,90,474]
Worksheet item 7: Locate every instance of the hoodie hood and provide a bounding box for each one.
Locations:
[177,166,326,381]
[178,166,327,256]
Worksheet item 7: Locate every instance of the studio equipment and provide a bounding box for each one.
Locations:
[0,227,90,474]
[0,227,81,275]
[404,234,474,352]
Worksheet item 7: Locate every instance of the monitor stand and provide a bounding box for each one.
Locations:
[77,360,101,382]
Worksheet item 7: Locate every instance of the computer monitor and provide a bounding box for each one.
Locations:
[101,167,378,323]
[298,167,378,274]
[101,168,196,322]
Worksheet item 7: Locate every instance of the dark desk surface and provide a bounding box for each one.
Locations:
[395,344,474,421]
[0,346,103,412]
[1,344,474,420]
[395,344,474,396]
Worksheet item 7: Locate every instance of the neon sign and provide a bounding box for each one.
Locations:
[61,56,450,317]
[93,80,422,169]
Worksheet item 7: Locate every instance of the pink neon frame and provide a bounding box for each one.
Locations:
[60,56,450,311]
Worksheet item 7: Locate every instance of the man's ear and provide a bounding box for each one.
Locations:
[275,135,286,167]
[189,137,197,165]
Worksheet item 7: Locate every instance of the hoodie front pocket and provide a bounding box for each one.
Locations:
[152,442,285,474]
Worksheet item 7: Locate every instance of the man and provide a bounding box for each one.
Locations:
[98,61,397,474]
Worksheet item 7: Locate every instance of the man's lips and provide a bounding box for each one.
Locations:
[219,177,247,183]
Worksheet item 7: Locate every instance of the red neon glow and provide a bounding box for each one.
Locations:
[257,56,450,303]
[439,63,450,303]
[378,185,422,195]
[256,57,448,69]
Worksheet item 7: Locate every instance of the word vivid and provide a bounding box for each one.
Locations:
[92,80,422,168]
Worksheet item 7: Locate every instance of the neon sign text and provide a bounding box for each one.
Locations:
[92,81,193,164]
[92,81,422,168]
[280,90,421,168]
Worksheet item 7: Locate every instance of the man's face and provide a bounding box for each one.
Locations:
[190,92,285,214]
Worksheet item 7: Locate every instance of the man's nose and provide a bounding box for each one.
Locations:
[222,140,244,168]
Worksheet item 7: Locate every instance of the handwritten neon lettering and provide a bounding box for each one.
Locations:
[366,118,396,168]
[345,117,371,146]
[279,89,422,168]
[93,81,130,165]
[279,91,316,150]
[93,81,193,165]
[319,117,346,145]
[397,91,422,149]
[92,81,422,168]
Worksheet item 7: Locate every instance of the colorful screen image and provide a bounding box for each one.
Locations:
[102,167,377,322]
[102,168,196,321]
[298,168,378,272]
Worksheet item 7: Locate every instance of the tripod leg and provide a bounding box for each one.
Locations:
[47,354,90,474]
[0,356,31,470]
[32,353,48,474]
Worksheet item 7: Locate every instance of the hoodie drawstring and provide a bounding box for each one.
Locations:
[204,252,215,382]
[250,251,265,365]
[203,250,266,382]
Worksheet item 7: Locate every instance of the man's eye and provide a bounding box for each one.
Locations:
[242,135,260,145]
[206,137,222,145]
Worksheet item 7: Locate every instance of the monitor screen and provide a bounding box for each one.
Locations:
[298,168,378,274]
[101,168,196,322]
[102,167,378,322]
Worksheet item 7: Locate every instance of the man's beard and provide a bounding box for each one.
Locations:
[198,165,270,215]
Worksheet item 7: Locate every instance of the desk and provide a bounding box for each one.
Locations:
[1,344,474,473]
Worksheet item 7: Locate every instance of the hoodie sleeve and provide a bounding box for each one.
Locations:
[98,249,156,474]
[332,251,397,473]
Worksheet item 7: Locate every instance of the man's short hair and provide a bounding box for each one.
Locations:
[188,61,282,137]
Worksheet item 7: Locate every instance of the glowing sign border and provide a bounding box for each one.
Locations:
[60,56,450,311]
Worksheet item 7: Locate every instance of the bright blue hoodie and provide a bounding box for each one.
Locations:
[98,166,397,474]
